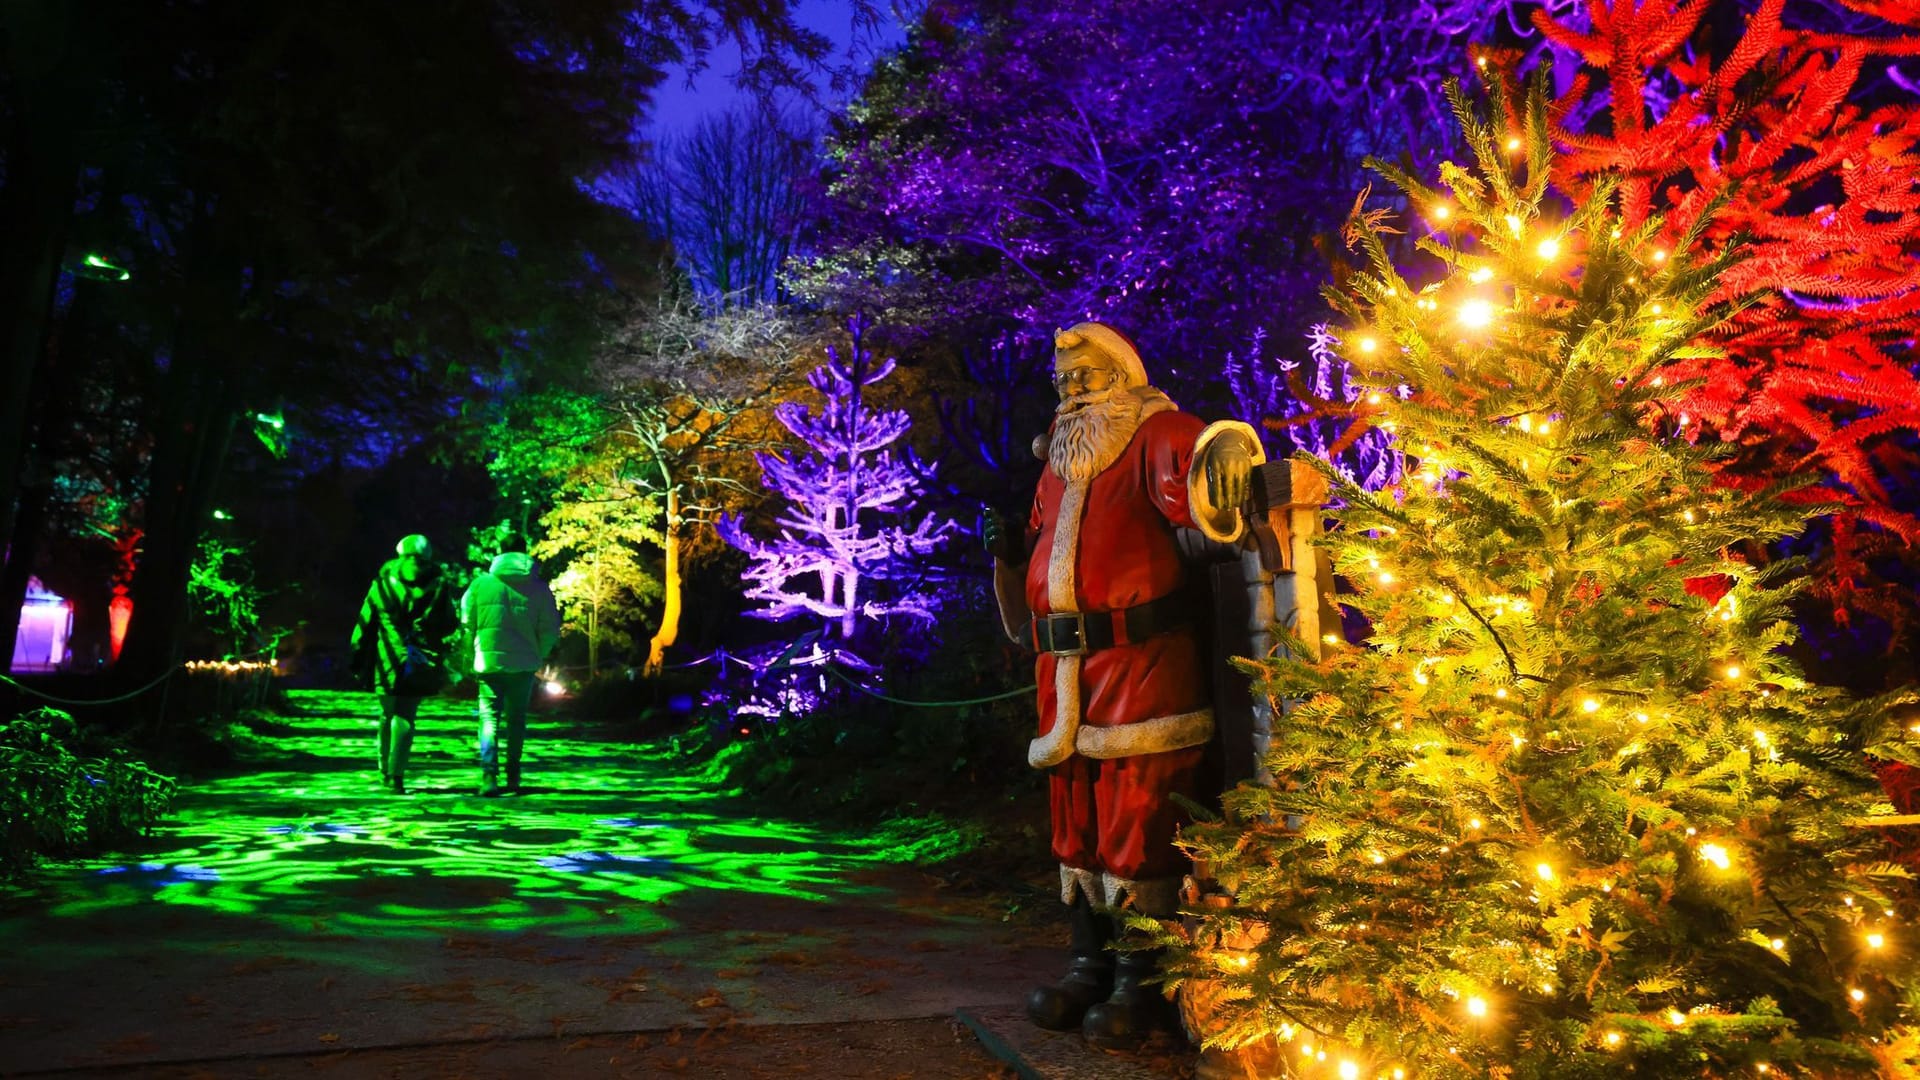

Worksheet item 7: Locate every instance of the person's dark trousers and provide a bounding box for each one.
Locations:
[376,694,423,793]
[477,670,537,792]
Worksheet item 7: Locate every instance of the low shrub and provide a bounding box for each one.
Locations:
[1,707,176,879]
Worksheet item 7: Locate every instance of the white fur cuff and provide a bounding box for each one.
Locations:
[1074,709,1214,760]
[1186,420,1265,544]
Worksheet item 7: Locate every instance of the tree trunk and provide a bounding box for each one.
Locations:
[0,16,80,580]
[644,486,682,675]
[0,480,51,673]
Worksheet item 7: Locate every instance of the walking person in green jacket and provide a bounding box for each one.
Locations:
[349,534,457,794]
[460,535,561,797]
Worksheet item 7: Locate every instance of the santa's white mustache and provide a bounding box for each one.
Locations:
[1057,388,1119,415]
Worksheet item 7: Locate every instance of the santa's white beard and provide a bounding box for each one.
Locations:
[1049,388,1143,482]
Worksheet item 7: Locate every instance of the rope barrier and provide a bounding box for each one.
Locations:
[821,664,1036,708]
[0,666,181,708]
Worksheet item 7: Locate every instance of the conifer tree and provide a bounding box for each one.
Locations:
[717,314,956,682]
[1169,72,1920,1080]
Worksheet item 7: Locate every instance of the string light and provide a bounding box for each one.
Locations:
[1770,938,1785,951]
[1434,204,1452,221]
[1699,843,1732,870]
[1505,214,1523,236]
[1652,249,1668,263]
[1668,1009,1687,1027]
[183,659,278,675]
[1470,266,1495,284]
[1866,932,1885,949]
[1506,136,1522,151]
[1358,336,1379,354]
[1495,688,1509,700]
[1582,697,1601,713]
[1379,571,1396,585]
[1536,862,1554,881]
[1649,303,1664,315]
[1725,665,1743,680]
[1850,988,1866,1003]
[1605,1032,1623,1047]
[1340,1062,1361,1080]
[1467,997,1488,1017]
[1469,818,1483,830]
[1537,236,1560,260]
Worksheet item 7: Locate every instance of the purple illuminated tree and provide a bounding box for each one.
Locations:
[718,315,958,675]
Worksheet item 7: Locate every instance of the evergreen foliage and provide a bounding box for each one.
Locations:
[1167,72,1920,1079]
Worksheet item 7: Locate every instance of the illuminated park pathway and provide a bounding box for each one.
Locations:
[0,690,1054,1075]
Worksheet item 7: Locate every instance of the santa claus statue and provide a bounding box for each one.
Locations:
[985,321,1262,1047]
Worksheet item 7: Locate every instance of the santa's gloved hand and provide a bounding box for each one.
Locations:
[981,506,1024,564]
[1204,436,1254,512]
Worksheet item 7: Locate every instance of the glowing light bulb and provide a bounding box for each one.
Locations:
[1367,392,1384,404]
[1582,697,1600,713]
[1725,665,1743,680]
[1758,1065,1771,1075]
[544,680,566,696]
[1601,881,1613,893]
[1650,303,1664,315]
[1651,375,1664,387]
[1753,729,1769,748]
[1610,227,1622,240]
[1850,988,1866,1003]
[1477,56,1488,68]
[1469,818,1483,830]
[1506,136,1522,151]
[1505,214,1523,236]
[1495,687,1508,700]
[1540,983,1554,995]
[1394,1070,1407,1080]
[1358,336,1379,354]
[1652,248,1668,263]
[1372,852,1387,864]
[1536,862,1554,881]
[1605,1032,1622,1047]
[1668,1009,1687,1026]
[1770,938,1785,951]
[1699,843,1731,870]
[1378,571,1394,584]
[1469,266,1494,284]
[1467,997,1488,1017]
[1537,236,1560,260]
[1340,1062,1360,1080]
[1683,509,1696,523]
[1434,204,1452,221]
[1323,634,1340,644]
[1867,932,1885,949]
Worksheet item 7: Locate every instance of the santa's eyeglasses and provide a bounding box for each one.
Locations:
[1052,366,1117,393]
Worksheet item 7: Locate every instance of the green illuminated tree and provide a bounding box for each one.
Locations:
[1167,74,1920,1079]
[533,475,662,677]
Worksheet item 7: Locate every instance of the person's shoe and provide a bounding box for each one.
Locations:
[477,781,505,798]
[390,779,407,796]
[1081,948,1178,1050]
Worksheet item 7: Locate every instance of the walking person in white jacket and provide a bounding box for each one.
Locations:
[459,536,561,797]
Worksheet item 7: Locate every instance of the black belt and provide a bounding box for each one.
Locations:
[1030,592,1192,656]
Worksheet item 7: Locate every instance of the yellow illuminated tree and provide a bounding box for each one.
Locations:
[1167,73,1920,1079]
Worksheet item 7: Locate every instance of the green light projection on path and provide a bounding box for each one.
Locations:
[18,691,941,939]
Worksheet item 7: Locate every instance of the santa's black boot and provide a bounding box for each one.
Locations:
[1081,946,1177,1050]
[1025,896,1114,1030]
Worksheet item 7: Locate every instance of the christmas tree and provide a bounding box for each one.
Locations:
[716,315,956,709]
[1169,71,1920,1079]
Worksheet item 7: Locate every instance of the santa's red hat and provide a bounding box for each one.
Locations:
[1054,322,1146,387]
